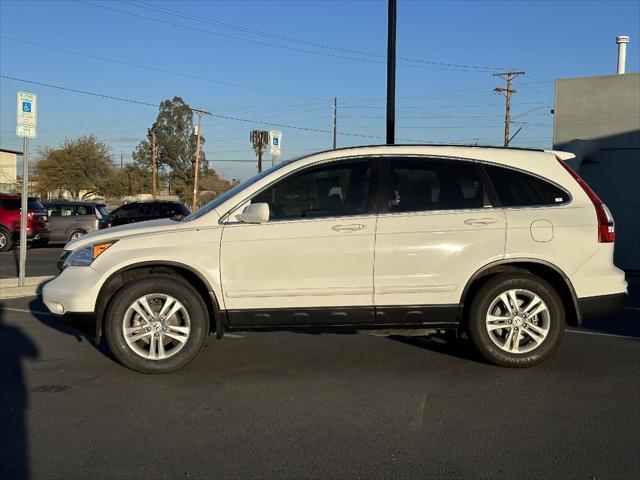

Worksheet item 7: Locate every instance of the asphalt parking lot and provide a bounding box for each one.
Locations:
[0,245,62,278]
[1,271,639,479]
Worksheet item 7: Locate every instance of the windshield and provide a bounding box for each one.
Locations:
[184,161,291,222]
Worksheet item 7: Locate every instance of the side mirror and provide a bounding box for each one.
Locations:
[237,202,270,223]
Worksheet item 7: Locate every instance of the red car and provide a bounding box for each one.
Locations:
[0,194,50,252]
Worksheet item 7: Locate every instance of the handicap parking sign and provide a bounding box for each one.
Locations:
[22,101,32,113]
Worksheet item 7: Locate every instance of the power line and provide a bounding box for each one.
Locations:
[78,0,509,72]
[0,74,442,143]
[0,35,326,101]
[123,0,511,72]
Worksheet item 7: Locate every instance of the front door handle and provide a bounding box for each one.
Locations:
[332,224,365,232]
[464,217,499,226]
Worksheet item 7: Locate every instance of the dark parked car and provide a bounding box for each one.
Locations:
[44,201,109,243]
[105,201,190,228]
[0,194,50,251]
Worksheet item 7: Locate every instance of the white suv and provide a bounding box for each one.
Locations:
[43,145,627,373]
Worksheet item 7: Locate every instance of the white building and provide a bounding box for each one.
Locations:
[0,147,20,193]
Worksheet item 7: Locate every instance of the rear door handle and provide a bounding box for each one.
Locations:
[464,217,499,226]
[332,224,365,232]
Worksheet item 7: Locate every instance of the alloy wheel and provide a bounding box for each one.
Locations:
[485,289,551,354]
[122,293,191,360]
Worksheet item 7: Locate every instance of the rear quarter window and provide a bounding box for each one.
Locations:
[484,165,570,207]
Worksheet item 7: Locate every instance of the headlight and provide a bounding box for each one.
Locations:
[64,241,117,267]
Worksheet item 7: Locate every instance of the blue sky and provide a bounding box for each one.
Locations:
[1,0,638,181]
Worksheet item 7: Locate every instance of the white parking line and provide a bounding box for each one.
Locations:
[624,307,640,311]
[224,333,244,338]
[565,328,639,340]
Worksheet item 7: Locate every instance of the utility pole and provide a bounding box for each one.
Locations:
[494,71,525,147]
[192,108,211,211]
[120,153,123,169]
[332,97,337,150]
[151,131,157,199]
[386,0,397,145]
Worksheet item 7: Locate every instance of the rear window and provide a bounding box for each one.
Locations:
[96,205,109,219]
[484,165,570,207]
[0,198,45,211]
[173,203,191,216]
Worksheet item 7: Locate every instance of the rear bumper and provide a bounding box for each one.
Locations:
[578,293,627,320]
[12,230,50,241]
[29,231,50,241]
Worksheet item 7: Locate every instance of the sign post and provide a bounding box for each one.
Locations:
[269,130,282,166]
[16,91,37,287]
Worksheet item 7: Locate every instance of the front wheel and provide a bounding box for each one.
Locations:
[468,273,565,367]
[105,277,209,373]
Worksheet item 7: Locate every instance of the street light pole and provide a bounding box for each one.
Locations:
[386,0,397,145]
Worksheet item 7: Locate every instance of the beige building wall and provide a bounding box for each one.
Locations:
[0,150,18,192]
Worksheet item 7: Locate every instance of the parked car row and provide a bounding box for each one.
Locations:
[0,196,191,250]
[0,194,50,252]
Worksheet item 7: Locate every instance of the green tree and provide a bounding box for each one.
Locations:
[102,164,151,198]
[132,96,206,203]
[34,135,115,199]
[198,169,239,205]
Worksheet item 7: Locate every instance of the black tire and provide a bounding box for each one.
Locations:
[0,226,13,252]
[68,230,86,241]
[105,276,209,373]
[468,273,565,367]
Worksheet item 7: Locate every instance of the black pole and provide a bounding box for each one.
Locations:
[386,0,396,145]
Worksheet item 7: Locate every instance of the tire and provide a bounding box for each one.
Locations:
[69,230,86,241]
[105,276,209,373]
[468,273,565,367]
[0,226,13,252]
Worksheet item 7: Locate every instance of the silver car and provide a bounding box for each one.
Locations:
[44,201,109,243]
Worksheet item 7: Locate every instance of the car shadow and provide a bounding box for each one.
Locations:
[27,298,115,362]
[0,302,37,480]
[387,334,487,364]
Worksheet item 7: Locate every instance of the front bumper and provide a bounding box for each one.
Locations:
[577,292,627,320]
[42,266,103,315]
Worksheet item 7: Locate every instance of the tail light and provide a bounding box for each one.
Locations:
[558,159,614,243]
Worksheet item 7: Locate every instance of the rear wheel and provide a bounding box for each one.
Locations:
[0,227,13,252]
[105,277,209,373]
[468,273,565,367]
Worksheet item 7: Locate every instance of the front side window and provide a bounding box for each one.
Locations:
[252,160,373,221]
[484,165,569,207]
[387,158,488,213]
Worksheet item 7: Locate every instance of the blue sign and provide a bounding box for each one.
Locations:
[22,101,32,113]
[273,137,279,145]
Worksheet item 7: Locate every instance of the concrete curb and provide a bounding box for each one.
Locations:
[0,276,55,300]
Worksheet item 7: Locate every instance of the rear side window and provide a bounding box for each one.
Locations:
[484,165,569,207]
[76,205,92,215]
[387,158,489,212]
